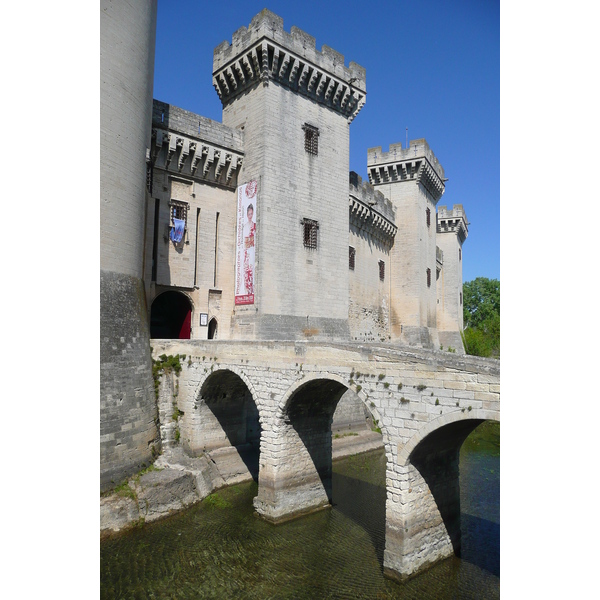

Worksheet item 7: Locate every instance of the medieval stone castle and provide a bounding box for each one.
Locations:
[145,9,468,353]
[101,3,470,494]
[101,8,500,581]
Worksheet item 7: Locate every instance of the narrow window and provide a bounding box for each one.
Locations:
[194,208,200,286]
[349,246,355,270]
[426,207,431,227]
[214,212,220,287]
[151,198,160,281]
[379,260,385,281]
[302,218,319,249]
[460,292,463,305]
[302,124,319,155]
[426,268,431,288]
[459,247,462,261]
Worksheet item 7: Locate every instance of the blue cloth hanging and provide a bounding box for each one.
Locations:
[170,218,185,243]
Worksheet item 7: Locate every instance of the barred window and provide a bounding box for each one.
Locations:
[379,260,385,281]
[349,246,355,270]
[426,207,431,227]
[302,124,319,155]
[170,200,188,225]
[302,218,319,249]
[426,267,431,288]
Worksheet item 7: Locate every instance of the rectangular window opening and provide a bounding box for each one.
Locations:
[426,267,431,288]
[302,218,319,249]
[169,200,188,226]
[426,207,431,227]
[349,246,355,270]
[379,260,385,281]
[302,123,319,155]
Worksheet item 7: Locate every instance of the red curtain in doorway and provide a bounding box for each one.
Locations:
[179,308,191,339]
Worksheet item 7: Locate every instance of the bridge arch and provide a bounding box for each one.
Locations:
[397,408,500,467]
[183,366,262,481]
[385,407,500,578]
[276,372,392,451]
[253,373,389,524]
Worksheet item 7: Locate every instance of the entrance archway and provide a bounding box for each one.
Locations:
[150,291,192,339]
[207,317,218,340]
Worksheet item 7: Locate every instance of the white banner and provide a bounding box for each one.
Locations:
[235,180,257,305]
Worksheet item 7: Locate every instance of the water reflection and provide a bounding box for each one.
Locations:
[101,422,499,599]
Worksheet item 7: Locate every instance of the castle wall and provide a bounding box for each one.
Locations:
[144,102,244,341]
[347,173,396,343]
[100,0,159,491]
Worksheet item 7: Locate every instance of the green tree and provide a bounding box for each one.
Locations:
[462,277,500,358]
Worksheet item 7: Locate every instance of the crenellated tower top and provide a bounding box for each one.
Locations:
[437,204,469,243]
[213,9,366,122]
[367,139,446,203]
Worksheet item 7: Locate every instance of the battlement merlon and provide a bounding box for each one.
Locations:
[437,204,469,242]
[367,139,446,203]
[212,9,366,122]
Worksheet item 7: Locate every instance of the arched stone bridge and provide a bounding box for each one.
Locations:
[151,339,499,582]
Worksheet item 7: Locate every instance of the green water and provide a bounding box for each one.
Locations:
[101,422,499,599]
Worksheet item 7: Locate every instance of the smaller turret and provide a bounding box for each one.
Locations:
[436,204,469,353]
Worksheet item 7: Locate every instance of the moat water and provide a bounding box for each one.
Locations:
[100,422,499,599]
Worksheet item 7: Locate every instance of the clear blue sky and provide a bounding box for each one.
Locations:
[153,0,499,283]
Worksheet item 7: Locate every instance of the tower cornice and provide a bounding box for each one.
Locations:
[213,10,366,122]
[437,205,469,243]
[366,139,446,202]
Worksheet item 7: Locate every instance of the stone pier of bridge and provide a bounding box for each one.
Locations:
[151,339,499,581]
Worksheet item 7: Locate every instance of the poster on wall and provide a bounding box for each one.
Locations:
[235,180,257,305]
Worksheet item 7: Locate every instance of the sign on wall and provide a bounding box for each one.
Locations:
[235,180,257,305]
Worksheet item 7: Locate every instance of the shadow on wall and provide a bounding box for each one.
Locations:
[199,369,261,480]
[409,419,484,556]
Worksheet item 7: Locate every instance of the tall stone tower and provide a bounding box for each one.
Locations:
[367,139,446,348]
[100,0,158,490]
[436,205,468,352]
[213,9,366,341]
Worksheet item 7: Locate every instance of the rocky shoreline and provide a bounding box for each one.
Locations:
[100,429,383,538]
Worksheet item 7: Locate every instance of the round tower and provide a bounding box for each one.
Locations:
[100,0,158,490]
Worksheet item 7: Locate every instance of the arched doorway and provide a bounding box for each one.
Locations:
[207,317,218,340]
[150,291,192,339]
